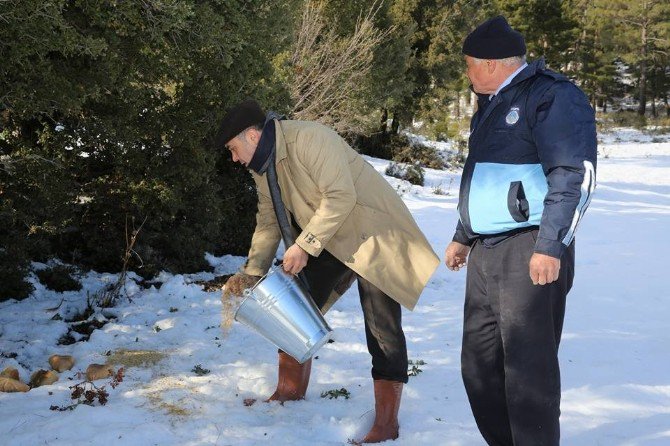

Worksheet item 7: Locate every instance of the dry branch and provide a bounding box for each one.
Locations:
[288,1,389,133]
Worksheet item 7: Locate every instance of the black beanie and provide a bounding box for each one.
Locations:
[462,16,526,59]
[216,99,266,148]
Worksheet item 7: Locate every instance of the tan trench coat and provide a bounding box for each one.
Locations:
[242,119,439,311]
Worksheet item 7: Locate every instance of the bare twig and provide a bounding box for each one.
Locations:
[98,215,147,307]
[44,296,65,312]
[287,0,390,133]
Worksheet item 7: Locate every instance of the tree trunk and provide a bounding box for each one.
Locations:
[638,59,647,116]
[650,67,659,118]
[651,94,656,117]
[637,14,648,116]
[380,108,388,134]
[390,112,399,134]
[455,91,461,119]
[664,95,669,117]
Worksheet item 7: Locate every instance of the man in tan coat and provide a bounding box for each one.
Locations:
[219,99,439,443]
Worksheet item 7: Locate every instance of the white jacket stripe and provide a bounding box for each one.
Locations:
[562,160,596,246]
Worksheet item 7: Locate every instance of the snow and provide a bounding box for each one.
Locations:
[1,128,669,445]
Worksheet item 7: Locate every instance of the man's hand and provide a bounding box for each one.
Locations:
[283,243,309,275]
[224,273,261,297]
[445,241,470,271]
[529,253,560,285]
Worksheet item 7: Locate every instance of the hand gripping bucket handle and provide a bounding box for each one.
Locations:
[233,266,333,363]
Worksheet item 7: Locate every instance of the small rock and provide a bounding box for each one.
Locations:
[0,366,20,381]
[29,369,59,387]
[86,364,114,381]
[49,354,75,372]
[0,376,30,393]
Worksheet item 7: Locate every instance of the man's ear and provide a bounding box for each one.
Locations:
[246,128,262,145]
[486,59,497,74]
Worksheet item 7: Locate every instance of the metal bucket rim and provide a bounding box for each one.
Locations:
[247,265,280,294]
[233,265,286,321]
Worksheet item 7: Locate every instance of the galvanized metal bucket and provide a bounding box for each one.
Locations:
[234,266,332,363]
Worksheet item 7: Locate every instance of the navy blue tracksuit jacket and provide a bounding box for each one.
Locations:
[453,58,597,258]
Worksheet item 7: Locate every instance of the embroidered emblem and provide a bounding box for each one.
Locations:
[505,107,520,125]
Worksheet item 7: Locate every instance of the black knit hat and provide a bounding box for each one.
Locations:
[216,99,266,148]
[462,16,526,59]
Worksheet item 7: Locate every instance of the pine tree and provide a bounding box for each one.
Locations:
[594,0,670,115]
[496,0,577,70]
[565,0,623,109]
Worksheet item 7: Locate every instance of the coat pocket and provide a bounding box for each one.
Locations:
[507,181,529,222]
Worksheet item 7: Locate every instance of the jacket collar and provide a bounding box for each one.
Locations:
[249,118,276,173]
[474,58,545,102]
[471,58,545,128]
[275,119,289,163]
[497,57,545,96]
[491,62,528,99]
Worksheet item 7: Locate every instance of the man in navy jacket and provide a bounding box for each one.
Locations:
[445,16,597,446]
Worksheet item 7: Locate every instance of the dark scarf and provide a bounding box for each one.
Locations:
[248,111,284,174]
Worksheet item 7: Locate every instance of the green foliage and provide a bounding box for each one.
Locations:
[563,0,669,116]
[353,132,394,160]
[0,257,34,301]
[424,115,470,142]
[191,364,210,376]
[602,110,648,130]
[312,1,412,128]
[391,139,445,169]
[648,115,670,130]
[307,0,495,131]
[416,1,494,124]
[497,0,577,68]
[0,0,295,296]
[600,0,669,115]
[355,133,444,170]
[36,264,82,293]
[408,359,426,376]
[320,387,351,399]
[428,118,452,143]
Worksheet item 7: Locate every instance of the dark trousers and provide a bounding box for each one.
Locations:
[461,230,574,446]
[301,248,409,383]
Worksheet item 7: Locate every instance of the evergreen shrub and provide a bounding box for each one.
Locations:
[36,265,82,293]
[385,162,425,186]
[0,0,289,299]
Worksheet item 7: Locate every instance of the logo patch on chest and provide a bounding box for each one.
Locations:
[505,107,520,125]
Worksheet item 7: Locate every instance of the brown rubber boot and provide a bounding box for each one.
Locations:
[359,380,403,443]
[265,351,312,403]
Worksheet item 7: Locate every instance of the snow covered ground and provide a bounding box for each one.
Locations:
[1,128,669,445]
